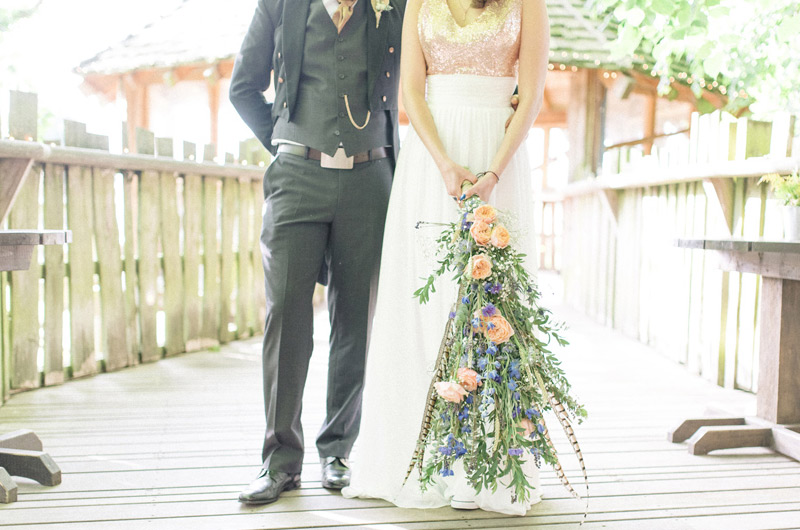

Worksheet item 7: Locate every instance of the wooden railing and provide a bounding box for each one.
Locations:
[561,109,798,392]
[0,92,270,404]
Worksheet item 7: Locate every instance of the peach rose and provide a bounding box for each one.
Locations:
[484,313,515,344]
[434,381,469,403]
[474,204,497,224]
[468,254,492,280]
[457,367,480,392]
[470,220,492,246]
[490,225,511,248]
[520,418,537,438]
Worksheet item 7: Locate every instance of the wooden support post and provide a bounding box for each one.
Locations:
[643,94,657,156]
[758,278,800,425]
[43,164,66,385]
[136,129,161,362]
[541,127,551,190]
[207,69,220,151]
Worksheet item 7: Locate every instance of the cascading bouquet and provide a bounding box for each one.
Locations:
[405,188,588,506]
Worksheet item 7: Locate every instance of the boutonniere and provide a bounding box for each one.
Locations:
[372,0,393,29]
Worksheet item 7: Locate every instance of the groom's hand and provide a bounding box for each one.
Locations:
[505,95,519,131]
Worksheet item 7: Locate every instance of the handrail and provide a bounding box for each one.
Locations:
[0,139,265,180]
[563,156,800,197]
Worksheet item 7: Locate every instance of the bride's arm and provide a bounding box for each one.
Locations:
[464,0,550,201]
[400,0,477,198]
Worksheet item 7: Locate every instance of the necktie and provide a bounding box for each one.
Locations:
[332,0,356,34]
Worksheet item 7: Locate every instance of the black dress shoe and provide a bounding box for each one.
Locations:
[321,456,351,489]
[238,469,301,505]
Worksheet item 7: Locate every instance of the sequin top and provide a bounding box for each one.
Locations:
[419,0,522,77]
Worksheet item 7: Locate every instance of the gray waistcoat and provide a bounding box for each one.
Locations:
[272,0,392,156]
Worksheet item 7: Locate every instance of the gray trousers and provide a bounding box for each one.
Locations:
[259,152,393,473]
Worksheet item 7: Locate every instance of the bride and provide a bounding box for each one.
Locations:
[343,0,550,516]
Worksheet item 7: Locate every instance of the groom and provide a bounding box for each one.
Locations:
[230,0,406,505]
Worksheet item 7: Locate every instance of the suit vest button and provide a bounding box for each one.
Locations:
[389,46,394,53]
[382,96,387,102]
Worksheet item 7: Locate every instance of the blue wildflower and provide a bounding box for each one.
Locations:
[508,380,517,391]
[486,370,499,382]
[525,408,541,419]
[508,448,524,456]
[513,391,521,401]
[449,311,456,319]
[465,394,474,405]
[487,345,498,355]
[482,303,497,317]
[477,357,488,370]
[486,322,496,330]
[531,448,541,457]
[454,441,467,458]
[441,467,454,477]
[494,360,501,369]
[537,423,545,434]
[439,446,453,456]
[490,283,503,294]
[462,296,470,304]
[471,317,481,329]
[457,407,469,422]
[462,425,472,434]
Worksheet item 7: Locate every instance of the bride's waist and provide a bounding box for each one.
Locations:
[425,75,517,108]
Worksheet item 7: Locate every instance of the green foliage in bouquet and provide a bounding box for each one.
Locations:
[759,171,800,207]
[406,192,588,505]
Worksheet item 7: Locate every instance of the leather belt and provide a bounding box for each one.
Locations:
[277,144,391,169]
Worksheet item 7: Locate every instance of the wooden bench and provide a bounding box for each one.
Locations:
[670,238,800,461]
[0,229,71,503]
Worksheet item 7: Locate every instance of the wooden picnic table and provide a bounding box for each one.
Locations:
[669,238,800,461]
[0,229,71,503]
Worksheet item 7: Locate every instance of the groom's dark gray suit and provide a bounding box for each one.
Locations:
[230,0,406,475]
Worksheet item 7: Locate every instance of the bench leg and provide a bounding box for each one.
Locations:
[0,449,61,486]
[687,426,773,455]
[0,429,43,451]
[668,417,746,443]
[0,467,18,503]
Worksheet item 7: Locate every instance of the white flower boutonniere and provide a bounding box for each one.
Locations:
[372,0,393,29]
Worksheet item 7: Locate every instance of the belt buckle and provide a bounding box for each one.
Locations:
[320,147,354,169]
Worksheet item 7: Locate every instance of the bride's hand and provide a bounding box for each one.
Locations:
[463,172,499,202]
[440,161,477,198]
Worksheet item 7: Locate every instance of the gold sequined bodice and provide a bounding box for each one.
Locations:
[419,0,522,77]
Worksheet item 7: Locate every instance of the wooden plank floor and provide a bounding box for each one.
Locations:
[1,276,799,529]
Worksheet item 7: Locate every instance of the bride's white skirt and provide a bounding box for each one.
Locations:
[342,75,540,516]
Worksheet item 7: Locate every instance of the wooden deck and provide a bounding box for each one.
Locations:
[1,278,799,529]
